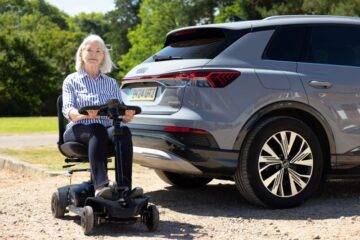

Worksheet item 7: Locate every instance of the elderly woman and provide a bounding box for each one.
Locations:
[62,34,135,198]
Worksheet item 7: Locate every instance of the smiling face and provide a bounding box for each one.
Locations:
[81,41,105,70]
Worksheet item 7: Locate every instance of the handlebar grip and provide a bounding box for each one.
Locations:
[127,106,142,115]
[118,105,141,115]
[78,105,101,115]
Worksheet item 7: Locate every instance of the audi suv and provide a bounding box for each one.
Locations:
[120,15,360,208]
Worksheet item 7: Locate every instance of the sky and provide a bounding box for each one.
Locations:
[45,0,115,16]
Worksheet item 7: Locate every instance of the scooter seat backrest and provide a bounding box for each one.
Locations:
[57,95,67,146]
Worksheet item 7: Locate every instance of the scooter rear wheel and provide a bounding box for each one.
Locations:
[81,206,94,235]
[145,204,159,232]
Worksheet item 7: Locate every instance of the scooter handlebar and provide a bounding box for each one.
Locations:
[78,105,101,115]
[78,100,141,116]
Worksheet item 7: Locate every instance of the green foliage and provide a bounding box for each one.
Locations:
[0,0,84,115]
[72,12,110,37]
[105,0,142,65]
[1,0,360,116]
[215,0,360,22]
[118,0,225,78]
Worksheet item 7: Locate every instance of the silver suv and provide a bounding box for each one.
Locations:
[120,15,360,208]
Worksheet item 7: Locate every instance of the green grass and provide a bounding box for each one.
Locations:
[0,146,117,171]
[0,146,75,170]
[0,117,57,134]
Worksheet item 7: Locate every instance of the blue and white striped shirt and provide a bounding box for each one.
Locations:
[62,70,122,129]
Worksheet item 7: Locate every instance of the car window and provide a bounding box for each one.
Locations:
[262,26,307,62]
[144,28,249,62]
[306,25,360,67]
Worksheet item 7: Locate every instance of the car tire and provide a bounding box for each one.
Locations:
[155,170,212,188]
[235,116,324,208]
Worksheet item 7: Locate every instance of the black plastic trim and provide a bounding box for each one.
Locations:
[333,147,360,169]
[130,128,239,176]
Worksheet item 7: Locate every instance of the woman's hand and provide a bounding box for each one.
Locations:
[69,108,98,122]
[122,110,135,123]
[86,110,99,119]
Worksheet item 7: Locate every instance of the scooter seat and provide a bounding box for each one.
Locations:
[59,142,115,159]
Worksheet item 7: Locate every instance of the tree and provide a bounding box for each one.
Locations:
[0,34,55,115]
[105,0,142,76]
[215,0,360,23]
[72,12,110,38]
[0,0,84,115]
[118,0,227,78]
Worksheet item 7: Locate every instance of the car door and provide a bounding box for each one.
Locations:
[297,24,360,166]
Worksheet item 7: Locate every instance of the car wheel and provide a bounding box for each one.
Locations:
[235,116,324,208]
[155,170,212,188]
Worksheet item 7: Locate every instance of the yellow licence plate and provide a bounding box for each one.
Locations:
[130,87,157,101]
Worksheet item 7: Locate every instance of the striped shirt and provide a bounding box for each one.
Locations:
[62,70,122,129]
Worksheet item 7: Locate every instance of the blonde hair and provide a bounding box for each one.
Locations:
[75,34,114,73]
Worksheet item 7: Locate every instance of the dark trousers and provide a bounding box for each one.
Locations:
[64,123,133,190]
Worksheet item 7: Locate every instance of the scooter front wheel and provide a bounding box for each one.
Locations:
[144,204,159,232]
[51,191,65,218]
[81,206,94,235]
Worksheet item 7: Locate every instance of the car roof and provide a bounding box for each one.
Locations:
[167,15,360,36]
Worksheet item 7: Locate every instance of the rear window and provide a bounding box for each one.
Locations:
[263,26,307,62]
[305,25,360,67]
[145,28,249,62]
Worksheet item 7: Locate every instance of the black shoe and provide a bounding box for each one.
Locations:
[95,187,113,199]
[128,187,144,198]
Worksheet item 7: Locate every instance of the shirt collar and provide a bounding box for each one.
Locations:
[78,68,104,80]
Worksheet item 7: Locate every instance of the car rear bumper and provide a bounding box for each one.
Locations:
[130,128,239,177]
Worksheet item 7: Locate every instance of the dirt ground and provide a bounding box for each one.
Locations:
[1,166,360,240]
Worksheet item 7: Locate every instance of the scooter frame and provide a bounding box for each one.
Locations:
[51,99,159,235]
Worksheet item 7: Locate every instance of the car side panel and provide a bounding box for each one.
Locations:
[201,30,309,149]
[298,62,360,154]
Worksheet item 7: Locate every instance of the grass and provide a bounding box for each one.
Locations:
[0,146,77,171]
[0,146,118,171]
[0,117,58,134]
[0,146,145,174]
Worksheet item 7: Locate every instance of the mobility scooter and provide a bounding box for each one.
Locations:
[51,96,159,234]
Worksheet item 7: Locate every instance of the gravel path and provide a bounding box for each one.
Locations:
[1,166,360,240]
[0,133,57,149]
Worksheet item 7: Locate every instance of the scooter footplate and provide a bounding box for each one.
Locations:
[85,196,149,219]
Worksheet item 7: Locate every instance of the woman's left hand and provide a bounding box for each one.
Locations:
[123,110,135,123]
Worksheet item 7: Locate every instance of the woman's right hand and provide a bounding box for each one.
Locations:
[86,110,99,119]
[69,108,98,122]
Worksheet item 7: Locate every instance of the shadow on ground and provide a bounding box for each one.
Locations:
[145,179,360,221]
[63,215,203,239]
[59,179,360,238]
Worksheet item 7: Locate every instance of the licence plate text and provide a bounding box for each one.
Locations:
[130,87,157,101]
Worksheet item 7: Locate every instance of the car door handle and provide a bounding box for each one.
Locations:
[308,80,333,89]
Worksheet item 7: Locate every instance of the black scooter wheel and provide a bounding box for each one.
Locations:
[81,206,94,235]
[51,191,65,218]
[145,205,159,232]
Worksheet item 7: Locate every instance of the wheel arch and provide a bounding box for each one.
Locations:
[233,101,336,170]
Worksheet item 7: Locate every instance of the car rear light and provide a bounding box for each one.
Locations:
[163,126,208,135]
[163,126,218,147]
[123,70,240,88]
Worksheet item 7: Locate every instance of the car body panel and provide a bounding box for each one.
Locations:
[121,16,360,176]
[298,62,360,154]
